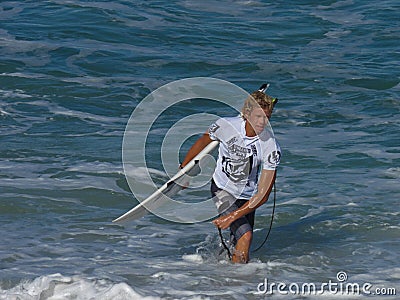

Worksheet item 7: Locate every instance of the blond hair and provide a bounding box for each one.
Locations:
[241,91,275,119]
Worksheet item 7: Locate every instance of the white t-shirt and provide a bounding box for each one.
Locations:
[208,116,281,199]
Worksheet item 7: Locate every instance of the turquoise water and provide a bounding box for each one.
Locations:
[1,1,399,299]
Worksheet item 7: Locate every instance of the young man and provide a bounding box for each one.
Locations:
[180,84,281,263]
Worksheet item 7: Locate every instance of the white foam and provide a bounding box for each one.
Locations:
[46,102,122,125]
[300,206,325,220]
[0,88,32,99]
[0,108,9,116]
[66,161,123,175]
[182,254,204,263]
[383,167,400,179]
[0,273,159,300]
[124,166,168,186]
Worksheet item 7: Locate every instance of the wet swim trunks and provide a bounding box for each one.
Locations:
[211,180,255,245]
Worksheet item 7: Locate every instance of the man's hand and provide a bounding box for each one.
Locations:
[212,212,235,230]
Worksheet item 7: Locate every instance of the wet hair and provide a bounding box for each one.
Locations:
[241,91,275,119]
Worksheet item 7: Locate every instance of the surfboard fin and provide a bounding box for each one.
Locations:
[258,83,270,93]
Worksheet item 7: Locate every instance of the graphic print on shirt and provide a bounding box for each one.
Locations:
[208,116,280,199]
[221,137,254,183]
[267,150,281,166]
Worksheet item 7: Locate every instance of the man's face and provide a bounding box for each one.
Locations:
[247,107,271,135]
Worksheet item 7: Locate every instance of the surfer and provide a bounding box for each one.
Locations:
[180,84,281,263]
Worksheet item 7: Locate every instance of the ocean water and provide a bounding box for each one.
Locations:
[1,0,399,299]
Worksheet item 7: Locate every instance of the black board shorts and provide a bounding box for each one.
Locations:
[211,180,255,245]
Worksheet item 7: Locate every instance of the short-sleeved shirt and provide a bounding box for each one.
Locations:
[208,116,281,199]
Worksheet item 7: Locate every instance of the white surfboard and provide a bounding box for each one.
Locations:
[113,141,219,223]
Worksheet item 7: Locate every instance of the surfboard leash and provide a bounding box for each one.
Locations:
[252,181,276,253]
[218,228,232,260]
[217,180,276,260]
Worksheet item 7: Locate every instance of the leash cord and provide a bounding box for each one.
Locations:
[218,228,232,260]
[217,181,276,259]
[252,181,276,253]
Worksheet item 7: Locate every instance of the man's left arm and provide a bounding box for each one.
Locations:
[212,169,276,230]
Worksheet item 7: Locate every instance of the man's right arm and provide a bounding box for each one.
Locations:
[180,133,213,168]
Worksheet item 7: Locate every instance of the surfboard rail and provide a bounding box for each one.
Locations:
[113,140,219,223]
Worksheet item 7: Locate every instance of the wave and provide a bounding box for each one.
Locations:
[0,273,159,300]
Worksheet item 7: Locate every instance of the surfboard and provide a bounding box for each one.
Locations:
[113,141,219,223]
